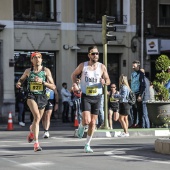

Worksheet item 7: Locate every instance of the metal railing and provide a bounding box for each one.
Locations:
[159,17,170,26]
[14,11,61,22]
[77,14,127,24]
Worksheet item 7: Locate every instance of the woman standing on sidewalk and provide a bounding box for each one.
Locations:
[114,74,131,137]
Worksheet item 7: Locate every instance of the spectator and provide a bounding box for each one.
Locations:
[97,94,104,129]
[16,87,26,127]
[150,81,156,101]
[131,60,145,128]
[140,69,150,128]
[108,84,119,129]
[114,75,131,137]
[71,83,82,124]
[61,82,72,123]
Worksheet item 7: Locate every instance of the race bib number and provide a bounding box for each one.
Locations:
[86,86,98,96]
[110,96,117,102]
[30,82,43,92]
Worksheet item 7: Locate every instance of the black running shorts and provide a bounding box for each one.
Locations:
[27,93,48,110]
[81,93,102,115]
[45,99,54,111]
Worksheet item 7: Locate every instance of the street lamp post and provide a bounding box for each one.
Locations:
[141,0,144,68]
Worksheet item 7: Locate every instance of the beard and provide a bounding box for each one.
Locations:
[91,58,98,63]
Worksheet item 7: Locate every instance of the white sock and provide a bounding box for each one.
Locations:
[86,135,92,146]
[34,140,38,144]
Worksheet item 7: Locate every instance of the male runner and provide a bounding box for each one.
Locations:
[71,45,110,153]
[16,51,56,152]
[42,87,58,138]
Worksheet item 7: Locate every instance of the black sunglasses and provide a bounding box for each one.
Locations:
[89,52,99,55]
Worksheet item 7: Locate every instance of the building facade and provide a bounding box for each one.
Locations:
[0,0,140,122]
[136,0,170,80]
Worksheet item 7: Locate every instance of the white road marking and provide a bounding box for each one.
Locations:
[20,161,55,167]
[104,147,170,164]
[0,141,22,143]
[1,158,40,170]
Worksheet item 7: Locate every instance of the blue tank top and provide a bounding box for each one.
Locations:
[46,88,55,99]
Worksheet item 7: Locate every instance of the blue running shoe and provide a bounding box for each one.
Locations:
[84,144,93,153]
[77,124,85,138]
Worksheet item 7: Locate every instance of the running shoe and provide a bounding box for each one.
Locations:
[19,122,25,127]
[84,144,93,153]
[34,142,42,152]
[84,126,88,132]
[43,131,50,138]
[77,124,85,138]
[27,132,34,143]
[118,132,129,137]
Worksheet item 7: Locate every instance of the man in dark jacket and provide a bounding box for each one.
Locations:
[140,69,150,128]
[130,60,146,128]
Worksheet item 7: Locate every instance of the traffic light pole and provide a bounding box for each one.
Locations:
[103,43,109,129]
[102,15,109,129]
[102,15,116,129]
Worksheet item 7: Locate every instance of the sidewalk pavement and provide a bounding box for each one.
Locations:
[1,118,170,138]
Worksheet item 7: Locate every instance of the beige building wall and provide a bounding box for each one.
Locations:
[0,0,15,121]
[58,0,77,89]
[0,0,137,122]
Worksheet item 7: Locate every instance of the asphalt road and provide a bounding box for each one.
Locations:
[0,121,169,170]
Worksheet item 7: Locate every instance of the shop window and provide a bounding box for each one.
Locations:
[14,51,56,89]
[77,0,123,24]
[159,4,170,26]
[14,0,57,22]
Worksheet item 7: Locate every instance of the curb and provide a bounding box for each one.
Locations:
[74,129,170,138]
[155,138,170,155]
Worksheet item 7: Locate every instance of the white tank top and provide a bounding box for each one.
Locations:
[80,61,103,96]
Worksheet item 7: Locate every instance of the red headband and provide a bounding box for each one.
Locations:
[31,52,42,58]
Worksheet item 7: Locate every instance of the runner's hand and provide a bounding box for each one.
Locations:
[16,82,21,88]
[100,78,105,85]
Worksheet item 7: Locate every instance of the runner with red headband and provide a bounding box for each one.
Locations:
[16,51,56,152]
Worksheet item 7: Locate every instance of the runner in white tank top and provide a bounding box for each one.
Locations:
[71,45,110,153]
[80,61,103,96]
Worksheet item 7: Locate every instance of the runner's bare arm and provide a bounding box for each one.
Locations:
[16,68,30,88]
[101,64,111,86]
[71,63,83,84]
[53,88,59,111]
[54,88,59,103]
[44,67,56,90]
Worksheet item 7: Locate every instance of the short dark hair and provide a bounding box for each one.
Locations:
[88,45,98,53]
[132,60,140,66]
[62,82,67,86]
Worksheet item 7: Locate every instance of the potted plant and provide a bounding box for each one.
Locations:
[147,54,170,127]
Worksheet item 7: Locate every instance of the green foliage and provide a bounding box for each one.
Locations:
[154,55,170,101]
[157,114,170,128]
[155,55,170,71]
